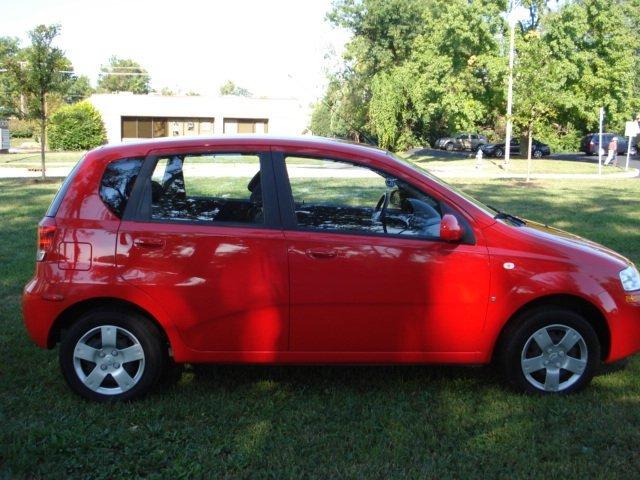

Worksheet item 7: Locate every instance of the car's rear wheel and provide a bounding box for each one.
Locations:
[499,308,600,394]
[445,142,454,151]
[533,149,543,158]
[59,308,166,401]
[495,147,504,158]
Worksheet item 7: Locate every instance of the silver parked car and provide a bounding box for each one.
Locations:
[435,133,488,152]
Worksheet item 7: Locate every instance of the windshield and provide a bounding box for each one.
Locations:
[390,153,499,217]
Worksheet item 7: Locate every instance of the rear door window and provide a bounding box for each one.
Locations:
[147,153,265,225]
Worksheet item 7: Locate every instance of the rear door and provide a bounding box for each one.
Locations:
[116,147,289,352]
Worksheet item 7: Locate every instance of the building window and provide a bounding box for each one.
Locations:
[223,118,268,134]
[122,118,137,138]
[121,117,215,140]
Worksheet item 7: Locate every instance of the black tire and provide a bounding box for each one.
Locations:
[533,149,543,158]
[445,142,454,151]
[498,307,600,395]
[59,308,167,402]
[495,148,504,158]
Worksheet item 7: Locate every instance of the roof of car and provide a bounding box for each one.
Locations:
[89,135,391,160]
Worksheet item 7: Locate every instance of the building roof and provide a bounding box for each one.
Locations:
[89,93,306,118]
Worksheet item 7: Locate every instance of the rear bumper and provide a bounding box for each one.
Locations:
[22,277,60,348]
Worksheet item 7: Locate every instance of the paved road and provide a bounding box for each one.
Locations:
[408,147,640,177]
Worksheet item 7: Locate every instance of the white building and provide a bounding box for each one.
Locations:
[89,93,310,144]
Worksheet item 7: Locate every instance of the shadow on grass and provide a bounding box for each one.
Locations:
[185,363,502,393]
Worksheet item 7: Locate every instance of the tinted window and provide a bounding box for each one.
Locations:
[148,153,263,224]
[285,157,442,238]
[100,158,144,218]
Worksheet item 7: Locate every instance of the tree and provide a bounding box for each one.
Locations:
[369,0,507,150]
[317,0,428,142]
[219,80,251,97]
[310,100,332,137]
[157,86,175,96]
[63,75,93,103]
[8,25,72,179]
[544,0,640,135]
[516,0,552,33]
[512,30,568,178]
[0,37,22,117]
[317,0,508,150]
[48,101,106,150]
[97,56,150,94]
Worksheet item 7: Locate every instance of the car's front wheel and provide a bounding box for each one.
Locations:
[499,308,600,394]
[59,308,166,401]
[495,148,504,158]
[445,142,454,151]
[533,149,543,158]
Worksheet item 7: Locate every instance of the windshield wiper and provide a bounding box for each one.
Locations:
[487,205,526,226]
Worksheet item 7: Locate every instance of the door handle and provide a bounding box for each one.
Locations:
[133,237,165,249]
[305,248,337,260]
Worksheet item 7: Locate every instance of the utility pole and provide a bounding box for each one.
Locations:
[598,107,604,176]
[504,15,516,168]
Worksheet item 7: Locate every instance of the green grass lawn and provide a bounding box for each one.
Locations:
[0,151,86,169]
[2,177,640,478]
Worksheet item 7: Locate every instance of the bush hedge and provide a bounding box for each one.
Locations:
[8,118,35,138]
[48,102,107,151]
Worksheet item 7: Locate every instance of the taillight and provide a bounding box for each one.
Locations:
[37,219,57,261]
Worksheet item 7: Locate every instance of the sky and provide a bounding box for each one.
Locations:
[2,0,532,104]
[1,0,351,103]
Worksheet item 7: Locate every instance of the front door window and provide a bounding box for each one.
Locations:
[285,157,443,238]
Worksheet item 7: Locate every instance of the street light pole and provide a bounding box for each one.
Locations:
[504,18,516,168]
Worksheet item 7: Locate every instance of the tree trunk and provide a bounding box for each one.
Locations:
[526,125,533,182]
[40,93,46,180]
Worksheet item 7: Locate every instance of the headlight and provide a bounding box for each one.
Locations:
[619,265,640,291]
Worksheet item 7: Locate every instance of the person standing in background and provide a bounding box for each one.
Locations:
[605,136,618,166]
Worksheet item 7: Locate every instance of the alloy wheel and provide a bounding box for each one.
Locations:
[73,325,146,395]
[520,324,588,392]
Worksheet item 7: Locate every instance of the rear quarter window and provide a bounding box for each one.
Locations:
[100,158,144,218]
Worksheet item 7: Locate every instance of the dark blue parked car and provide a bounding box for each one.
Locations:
[480,139,551,158]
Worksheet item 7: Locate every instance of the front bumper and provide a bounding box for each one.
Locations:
[604,291,640,362]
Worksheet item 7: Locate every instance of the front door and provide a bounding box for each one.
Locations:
[116,149,289,352]
[278,154,490,356]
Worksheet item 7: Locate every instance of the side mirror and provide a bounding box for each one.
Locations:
[440,214,464,242]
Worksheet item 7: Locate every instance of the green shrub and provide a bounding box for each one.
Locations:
[8,118,35,138]
[48,102,106,151]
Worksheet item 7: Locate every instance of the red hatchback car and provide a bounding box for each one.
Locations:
[23,136,640,400]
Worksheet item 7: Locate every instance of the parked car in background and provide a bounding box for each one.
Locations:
[435,133,487,152]
[481,139,551,158]
[23,135,640,401]
[580,133,637,156]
